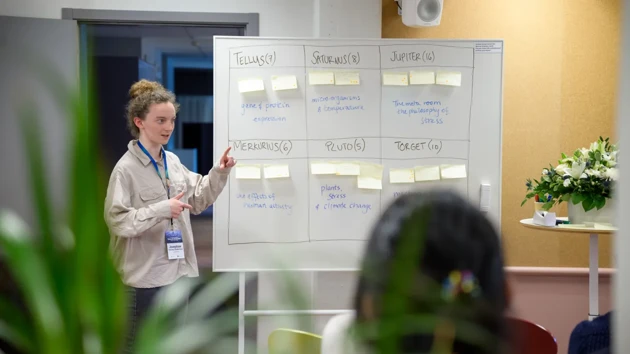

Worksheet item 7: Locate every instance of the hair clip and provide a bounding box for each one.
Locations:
[442,270,481,301]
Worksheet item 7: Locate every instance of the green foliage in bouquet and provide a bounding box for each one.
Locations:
[521,137,618,212]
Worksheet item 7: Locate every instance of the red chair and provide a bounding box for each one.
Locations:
[506,317,558,354]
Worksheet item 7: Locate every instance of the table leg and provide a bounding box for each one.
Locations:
[589,233,599,321]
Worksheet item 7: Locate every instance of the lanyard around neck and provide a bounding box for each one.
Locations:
[137,140,170,199]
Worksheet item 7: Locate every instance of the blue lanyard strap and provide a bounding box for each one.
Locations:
[137,140,175,228]
[137,140,170,199]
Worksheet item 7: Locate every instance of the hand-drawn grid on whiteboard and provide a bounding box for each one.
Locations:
[213,37,503,271]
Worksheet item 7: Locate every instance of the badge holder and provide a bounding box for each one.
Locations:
[166,226,184,260]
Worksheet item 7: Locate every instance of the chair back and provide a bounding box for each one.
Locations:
[507,317,557,354]
[268,328,322,354]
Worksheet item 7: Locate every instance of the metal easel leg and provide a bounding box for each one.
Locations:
[239,272,245,354]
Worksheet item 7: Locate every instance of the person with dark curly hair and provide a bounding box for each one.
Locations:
[322,190,511,354]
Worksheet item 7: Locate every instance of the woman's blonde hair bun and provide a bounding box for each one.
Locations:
[129,79,165,99]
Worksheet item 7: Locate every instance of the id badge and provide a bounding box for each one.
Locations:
[165,229,185,260]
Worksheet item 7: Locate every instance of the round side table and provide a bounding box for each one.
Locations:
[520,218,617,320]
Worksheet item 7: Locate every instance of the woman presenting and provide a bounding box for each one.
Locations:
[104,79,235,348]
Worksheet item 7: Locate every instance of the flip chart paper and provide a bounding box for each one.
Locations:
[414,166,441,182]
[335,163,360,176]
[235,165,261,179]
[334,72,360,85]
[311,162,337,175]
[389,168,415,183]
[264,164,290,179]
[410,71,435,85]
[383,72,408,86]
[309,72,335,85]
[436,71,462,86]
[440,164,467,179]
[271,75,298,91]
[238,78,265,93]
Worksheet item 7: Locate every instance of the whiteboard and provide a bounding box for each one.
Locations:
[212,37,503,271]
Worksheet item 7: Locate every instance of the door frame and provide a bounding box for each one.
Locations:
[61,8,259,36]
[63,8,257,216]
[62,8,258,149]
[62,7,258,127]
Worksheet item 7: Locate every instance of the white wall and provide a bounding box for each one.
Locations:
[1,0,312,36]
[614,0,629,352]
[2,0,381,38]
[314,0,382,38]
[0,16,77,231]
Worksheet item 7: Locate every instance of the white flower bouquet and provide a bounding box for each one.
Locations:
[522,137,618,212]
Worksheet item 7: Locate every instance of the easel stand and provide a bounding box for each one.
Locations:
[237,272,353,354]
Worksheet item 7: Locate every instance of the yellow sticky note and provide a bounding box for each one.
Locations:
[309,72,335,85]
[335,163,361,176]
[271,75,298,91]
[440,164,467,179]
[410,71,435,85]
[311,162,337,175]
[389,168,415,183]
[357,177,382,190]
[414,166,441,182]
[383,72,408,86]
[358,163,383,189]
[264,164,290,179]
[238,78,265,93]
[235,165,261,179]
[334,72,360,85]
[360,163,384,178]
[436,72,462,87]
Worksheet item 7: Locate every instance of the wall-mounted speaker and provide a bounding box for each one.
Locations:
[401,0,444,27]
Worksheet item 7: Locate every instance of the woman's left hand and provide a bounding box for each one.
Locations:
[220,146,236,169]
